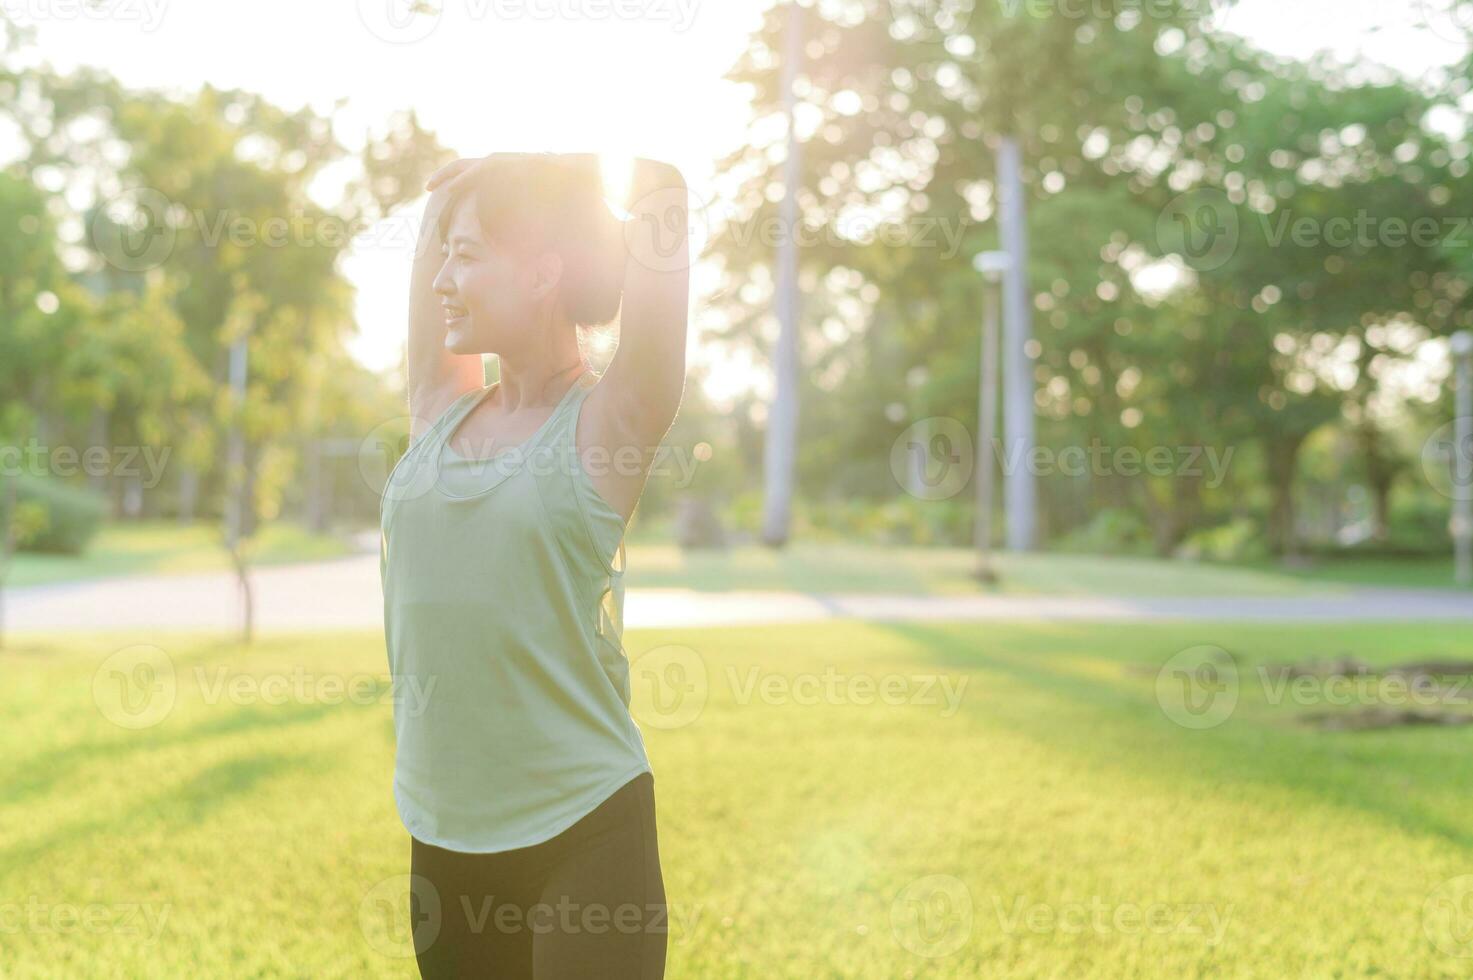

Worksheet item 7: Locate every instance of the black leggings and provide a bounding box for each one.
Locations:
[409,772,666,980]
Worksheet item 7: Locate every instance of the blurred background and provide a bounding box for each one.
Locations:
[3,1,1473,977]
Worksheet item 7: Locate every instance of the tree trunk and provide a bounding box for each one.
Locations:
[121,472,144,519]
[230,545,254,645]
[1359,423,1394,543]
[1267,435,1305,562]
[88,408,109,496]
[178,465,198,524]
[0,473,15,650]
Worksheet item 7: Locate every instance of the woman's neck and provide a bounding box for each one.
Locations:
[489,356,587,412]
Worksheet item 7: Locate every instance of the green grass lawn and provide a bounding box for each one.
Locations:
[4,520,356,588]
[4,621,1473,977]
[623,539,1470,597]
[7,520,1466,598]
[1238,553,1467,592]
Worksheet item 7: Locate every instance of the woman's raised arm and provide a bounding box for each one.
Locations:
[588,157,690,444]
[406,178,486,441]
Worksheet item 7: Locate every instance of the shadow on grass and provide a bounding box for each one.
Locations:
[0,750,320,885]
[872,618,1473,853]
[4,695,350,808]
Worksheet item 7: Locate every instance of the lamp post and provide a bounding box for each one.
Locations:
[905,365,930,498]
[761,0,804,547]
[996,138,1037,551]
[972,251,1010,583]
[1453,330,1472,586]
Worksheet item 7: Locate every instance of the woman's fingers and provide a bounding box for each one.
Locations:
[426,151,551,192]
[426,151,552,196]
[425,158,476,192]
[440,166,483,201]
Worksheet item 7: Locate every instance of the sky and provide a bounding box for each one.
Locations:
[14,0,1470,397]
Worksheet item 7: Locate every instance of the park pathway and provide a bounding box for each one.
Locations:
[6,552,1471,632]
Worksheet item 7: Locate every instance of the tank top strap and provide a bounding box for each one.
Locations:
[567,369,599,410]
[428,371,590,460]
[543,370,599,446]
[419,385,493,455]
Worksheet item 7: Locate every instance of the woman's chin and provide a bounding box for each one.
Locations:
[444,327,480,355]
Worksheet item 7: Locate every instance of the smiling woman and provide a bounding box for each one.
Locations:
[432,155,626,358]
[383,150,687,980]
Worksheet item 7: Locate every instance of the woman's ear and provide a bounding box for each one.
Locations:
[528,249,564,304]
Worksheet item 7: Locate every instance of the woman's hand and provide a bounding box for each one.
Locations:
[413,154,527,260]
[424,152,545,196]
[423,156,479,193]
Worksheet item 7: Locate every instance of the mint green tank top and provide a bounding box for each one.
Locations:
[379,371,650,853]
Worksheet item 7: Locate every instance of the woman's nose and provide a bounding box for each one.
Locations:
[432,261,454,297]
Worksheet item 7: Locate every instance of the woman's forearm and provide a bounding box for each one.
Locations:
[604,157,689,427]
[406,190,483,435]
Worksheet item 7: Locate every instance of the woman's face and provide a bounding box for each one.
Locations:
[432,195,548,355]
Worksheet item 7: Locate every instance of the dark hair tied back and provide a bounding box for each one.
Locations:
[444,155,627,329]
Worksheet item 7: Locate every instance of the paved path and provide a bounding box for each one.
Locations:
[5,554,1471,633]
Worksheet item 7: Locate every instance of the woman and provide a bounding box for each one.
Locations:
[379,150,688,979]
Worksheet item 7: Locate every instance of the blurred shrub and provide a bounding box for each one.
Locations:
[1053,507,1154,556]
[726,490,974,546]
[6,475,107,555]
[1300,493,1457,559]
[823,496,972,546]
[1176,517,1269,562]
[726,489,764,539]
[674,495,728,549]
[1383,494,1459,554]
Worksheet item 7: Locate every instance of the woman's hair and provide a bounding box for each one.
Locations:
[436,154,626,329]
